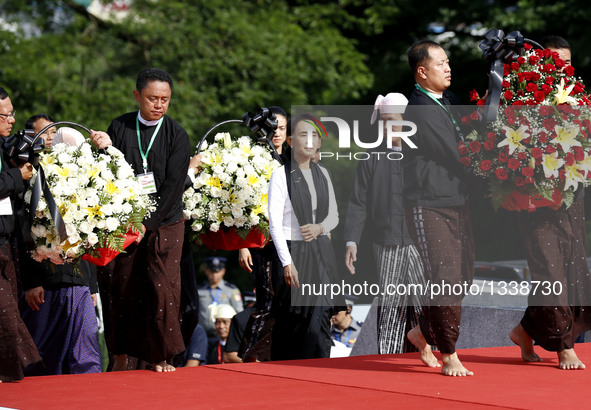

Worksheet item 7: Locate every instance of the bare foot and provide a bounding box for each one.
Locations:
[407,325,440,368]
[441,352,474,376]
[153,361,175,372]
[558,349,586,370]
[111,354,128,371]
[510,324,542,362]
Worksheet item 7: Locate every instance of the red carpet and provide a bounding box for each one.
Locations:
[2,344,591,409]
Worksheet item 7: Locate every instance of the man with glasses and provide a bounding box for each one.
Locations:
[0,87,41,382]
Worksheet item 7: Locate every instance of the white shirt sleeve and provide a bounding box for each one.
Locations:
[268,166,292,267]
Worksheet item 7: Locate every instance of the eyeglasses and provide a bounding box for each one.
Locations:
[0,110,15,120]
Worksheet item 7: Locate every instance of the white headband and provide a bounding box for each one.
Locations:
[54,127,85,147]
[370,93,409,124]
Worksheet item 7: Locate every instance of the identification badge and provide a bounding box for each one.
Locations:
[137,172,157,194]
[0,197,13,215]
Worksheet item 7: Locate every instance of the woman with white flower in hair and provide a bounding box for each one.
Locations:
[268,113,344,360]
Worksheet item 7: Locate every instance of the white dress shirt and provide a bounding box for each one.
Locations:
[268,164,339,267]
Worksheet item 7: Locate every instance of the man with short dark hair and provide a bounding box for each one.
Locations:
[25,113,57,148]
[0,87,41,382]
[540,35,571,66]
[403,40,475,376]
[90,68,190,373]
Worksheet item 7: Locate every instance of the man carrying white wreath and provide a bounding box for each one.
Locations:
[90,68,190,373]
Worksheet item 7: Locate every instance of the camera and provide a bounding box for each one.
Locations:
[3,129,45,167]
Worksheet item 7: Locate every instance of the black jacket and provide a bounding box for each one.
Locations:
[402,88,473,208]
[344,144,414,246]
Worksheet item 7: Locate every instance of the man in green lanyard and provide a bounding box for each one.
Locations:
[90,68,190,373]
[402,40,475,376]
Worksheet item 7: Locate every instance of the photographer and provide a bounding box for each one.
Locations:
[0,87,41,382]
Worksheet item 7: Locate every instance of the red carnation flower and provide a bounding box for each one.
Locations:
[528,55,540,65]
[458,144,469,156]
[495,168,509,180]
[517,56,526,65]
[469,141,481,152]
[480,160,492,171]
[531,72,541,81]
[487,132,496,141]
[565,152,575,166]
[511,62,520,71]
[575,150,585,162]
[545,145,556,154]
[543,118,557,130]
[534,91,545,102]
[564,65,575,77]
[526,82,538,92]
[508,158,521,170]
[541,84,552,94]
[545,76,555,85]
[499,152,508,162]
[524,43,533,50]
[484,140,495,150]
[503,80,511,88]
[574,83,584,94]
[538,133,548,144]
[522,167,534,177]
[460,156,471,166]
[531,147,543,159]
[546,64,556,73]
[539,106,554,116]
[504,90,514,101]
[555,58,565,69]
[543,49,553,58]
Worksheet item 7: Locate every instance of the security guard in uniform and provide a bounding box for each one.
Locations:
[330,296,363,349]
[197,257,243,337]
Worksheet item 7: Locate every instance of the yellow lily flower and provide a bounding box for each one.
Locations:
[554,78,577,105]
[541,152,565,178]
[564,164,586,191]
[550,123,581,152]
[498,125,529,155]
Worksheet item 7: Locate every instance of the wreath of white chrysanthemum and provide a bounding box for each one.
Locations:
[183,132,280,241]
[25,142,155,264]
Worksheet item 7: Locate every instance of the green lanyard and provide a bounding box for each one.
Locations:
[415,84,464,140]
[136,114,164,173]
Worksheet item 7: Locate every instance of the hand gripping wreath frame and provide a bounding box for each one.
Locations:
[192,107,283,250]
